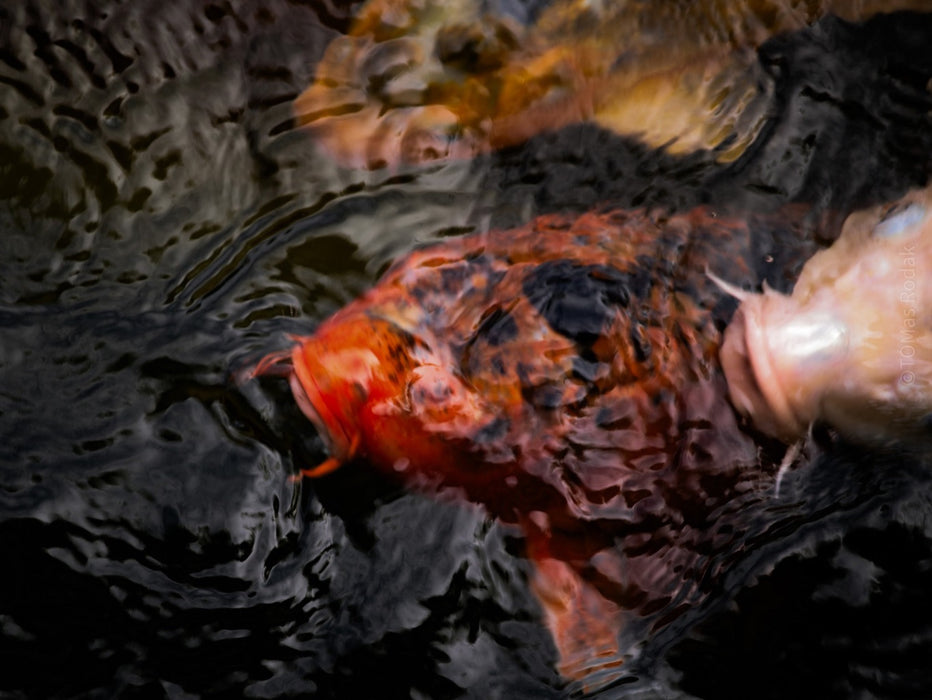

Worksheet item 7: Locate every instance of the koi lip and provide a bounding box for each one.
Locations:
[740,298,804,439]
[290,345,356,462]
[722,298,803,442]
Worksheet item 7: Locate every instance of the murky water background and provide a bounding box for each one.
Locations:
[2,2,932,698]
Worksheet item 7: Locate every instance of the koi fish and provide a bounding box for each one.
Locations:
[295,0,931,169]
[257,206,768,683]
[259,191,932,681]
[720,188,932,445]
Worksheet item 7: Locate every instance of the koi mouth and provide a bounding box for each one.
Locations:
[722,298,803,442]
[290,345,356,464]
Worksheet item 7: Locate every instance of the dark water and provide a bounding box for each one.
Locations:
[2,2,932,698]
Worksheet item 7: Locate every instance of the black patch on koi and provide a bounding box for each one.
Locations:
[571,355,607,384]
[472,416,510,444]
[522,260,631,348]
[475,305,519,346]
[516,361,561,408]
[436,254,500,297]
[595,404,634,430]
[521,380,565,410]
[629,256,654,298]
[380,326,418,359]
[628,324,652,363]
[439,264,470,293]
[410,284,428,303]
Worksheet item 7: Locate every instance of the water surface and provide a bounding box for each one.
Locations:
[2,2,932,698]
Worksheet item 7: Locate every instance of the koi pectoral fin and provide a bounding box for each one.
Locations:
[528,556,626,688]
[238,349,293,384]
[293,433,360,481]
[296,456,344,480]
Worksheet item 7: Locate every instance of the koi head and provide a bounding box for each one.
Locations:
[279,310,496,480]
[283,314,417,472]
[721,190,932,444]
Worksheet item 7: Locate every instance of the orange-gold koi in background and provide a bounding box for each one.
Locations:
[294,0,932,169]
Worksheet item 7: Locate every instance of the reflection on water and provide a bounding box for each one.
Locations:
[1,1,932,697]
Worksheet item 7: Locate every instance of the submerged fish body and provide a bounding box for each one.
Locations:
[295,0,771,169]
[295,0,932,169]
[722,188,932,445]
[264,207,765,681]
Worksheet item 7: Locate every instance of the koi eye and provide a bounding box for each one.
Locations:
[873,202,926,239]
